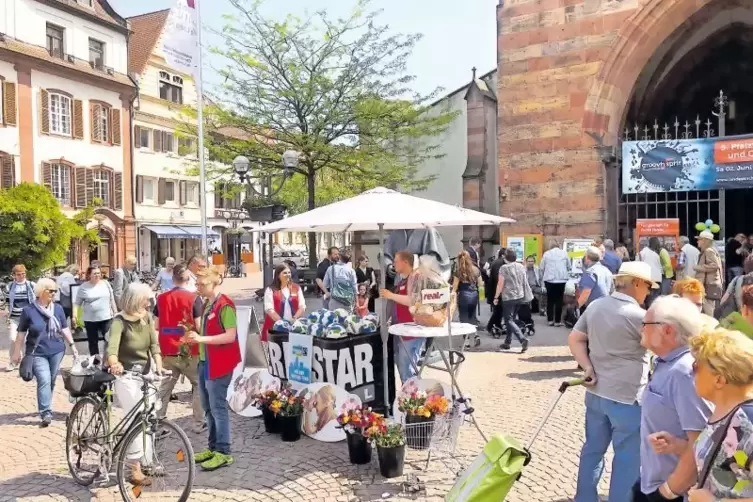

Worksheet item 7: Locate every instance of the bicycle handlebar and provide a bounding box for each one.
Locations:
[118,369,172,383]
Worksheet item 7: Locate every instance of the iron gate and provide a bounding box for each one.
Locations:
[616,92,729,244]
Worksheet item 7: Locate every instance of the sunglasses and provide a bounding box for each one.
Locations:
[692,359,719,374]
[46,288,58,294]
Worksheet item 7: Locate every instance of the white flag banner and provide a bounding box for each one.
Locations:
[161,0,199,76]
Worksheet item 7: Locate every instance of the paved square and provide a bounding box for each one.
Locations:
[0,278,613,501]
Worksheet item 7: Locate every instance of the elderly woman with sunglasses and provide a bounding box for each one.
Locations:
[684,328,753,502]
[11,278,78,427]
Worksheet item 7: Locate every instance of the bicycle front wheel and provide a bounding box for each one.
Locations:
[116,418,195,502]
[66,395,109,486]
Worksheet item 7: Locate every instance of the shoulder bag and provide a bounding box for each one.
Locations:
[19,330,44,382]
[698,400,753,489]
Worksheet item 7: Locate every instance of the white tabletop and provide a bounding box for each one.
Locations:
[388,322,478,339]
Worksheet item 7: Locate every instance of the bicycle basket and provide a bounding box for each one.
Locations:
[62,368,114,397]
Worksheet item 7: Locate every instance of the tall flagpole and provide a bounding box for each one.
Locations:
[196,0,208,258]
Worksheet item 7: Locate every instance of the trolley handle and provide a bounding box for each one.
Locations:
[557,377,591,393]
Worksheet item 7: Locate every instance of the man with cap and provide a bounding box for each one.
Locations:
[569,261,657,502]
[694,230,723,316]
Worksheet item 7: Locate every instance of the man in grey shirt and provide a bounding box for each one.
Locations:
[112,255,140,309]
[493,249,532,353]
[568,261,656,502]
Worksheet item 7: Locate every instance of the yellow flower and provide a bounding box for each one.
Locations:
[342,416,350,424]
[423,410,431,418]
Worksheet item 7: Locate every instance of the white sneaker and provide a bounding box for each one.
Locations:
[5,363,18,372]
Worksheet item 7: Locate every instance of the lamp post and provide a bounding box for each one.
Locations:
[219,209,247,278]
[231,151,298,286]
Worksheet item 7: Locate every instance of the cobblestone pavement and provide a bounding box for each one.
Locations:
[0,278,612,501]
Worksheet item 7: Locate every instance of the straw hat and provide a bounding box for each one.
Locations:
[614,261,659,289]
[696,230,714,241]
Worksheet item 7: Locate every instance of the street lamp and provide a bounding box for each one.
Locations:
[230,151,299,286]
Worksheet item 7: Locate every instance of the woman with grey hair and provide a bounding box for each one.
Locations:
[106,283,163,485]
[11,278,79,426]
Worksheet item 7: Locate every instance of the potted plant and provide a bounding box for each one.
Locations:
[276,387,306,442]
[336,399,383,465]
[369,423,406,478]
[398,392,450,449]
[252,388,284,434]
[242,196,287,222]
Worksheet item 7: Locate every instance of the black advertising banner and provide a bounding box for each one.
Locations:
[266,332,395,413]
[622,134,753,193]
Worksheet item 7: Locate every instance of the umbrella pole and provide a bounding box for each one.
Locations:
[378,223,390,416]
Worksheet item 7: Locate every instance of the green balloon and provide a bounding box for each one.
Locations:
[710,224,721,233]
[695,222,707,231]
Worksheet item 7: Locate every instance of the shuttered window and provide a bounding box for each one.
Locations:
[1,80,17,126]
[42,162,72,206]
[0,153,15,188]
[70,166,122,210]
[40,89,83,138]
[91,102,109,143]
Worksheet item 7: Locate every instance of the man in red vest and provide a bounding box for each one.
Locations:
[380,250,423,383]
[154,263,204,432]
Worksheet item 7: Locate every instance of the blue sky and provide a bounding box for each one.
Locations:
[108,0,498,98]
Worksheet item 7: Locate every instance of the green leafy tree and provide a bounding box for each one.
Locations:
[0,183,99,275]
[184,0,456,264]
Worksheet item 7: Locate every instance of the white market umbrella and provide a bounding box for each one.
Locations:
[253,187,515,412]
[256,186,514,233]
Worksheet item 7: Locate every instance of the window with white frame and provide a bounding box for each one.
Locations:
[159,71,183,104]
[164,180,175,202]
[143,178,155,202]
[93,170,110,207]
[49,93,72,136]
[89,38,105,69]
[46,24,65,58]
[91,103,109,143]
[182,181,199,205]
[138,127,151,148]
[50,163,71,206]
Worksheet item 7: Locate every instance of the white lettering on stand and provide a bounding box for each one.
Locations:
[268,342,285,378]
[363,385,375,401]
[354,344,374,386]
[323,349,338,383]
[311,345,324,382]
[337,350,357,389]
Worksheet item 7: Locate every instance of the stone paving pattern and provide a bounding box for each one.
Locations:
[0,278,613,501]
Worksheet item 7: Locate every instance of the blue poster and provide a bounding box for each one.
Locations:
[287,333,313,390]
[622,135,753,193]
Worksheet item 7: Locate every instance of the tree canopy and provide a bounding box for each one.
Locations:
[183,0,456,263]
[0,184,99,274]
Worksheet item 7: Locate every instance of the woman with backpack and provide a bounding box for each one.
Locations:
[323,251,358,311]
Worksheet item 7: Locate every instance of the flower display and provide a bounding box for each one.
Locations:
[336,400,385,437]
[253,384,306,417]
[398,391,450,419]
[369,423,405,448]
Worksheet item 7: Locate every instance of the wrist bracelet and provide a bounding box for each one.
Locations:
[661,482,678,499]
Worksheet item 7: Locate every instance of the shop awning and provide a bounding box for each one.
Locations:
[143,225,189,239]
[176,226,220,239]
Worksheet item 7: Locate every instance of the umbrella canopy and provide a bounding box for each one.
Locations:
[254,187,515,233]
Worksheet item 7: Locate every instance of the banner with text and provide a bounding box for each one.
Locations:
[622,135,753,193]
[161,0,199,76]
[266,332,393,412]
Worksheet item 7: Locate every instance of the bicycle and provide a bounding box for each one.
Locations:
[63,362,195,501]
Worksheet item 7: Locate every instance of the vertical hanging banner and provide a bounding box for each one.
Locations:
[161,0,199,76]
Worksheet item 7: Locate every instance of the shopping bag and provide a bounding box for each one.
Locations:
[445,434,529,502]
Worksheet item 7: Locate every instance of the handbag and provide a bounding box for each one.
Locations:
[19,333,44,382]
[698,400,753,490]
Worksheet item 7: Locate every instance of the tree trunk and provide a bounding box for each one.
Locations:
[307,170,317,267]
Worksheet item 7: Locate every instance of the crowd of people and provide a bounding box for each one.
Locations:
[9,230,753,497]
[5,254,242,481]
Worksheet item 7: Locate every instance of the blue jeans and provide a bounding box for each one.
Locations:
[503,298,526,345]
[575,392,641,502]
[457,289,479,325]
[661,278,673,295]
[393,337,424,384]
[32,351,65,419]
[198,362,232,455]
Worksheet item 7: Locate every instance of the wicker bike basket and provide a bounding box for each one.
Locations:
[62,368,114,397]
